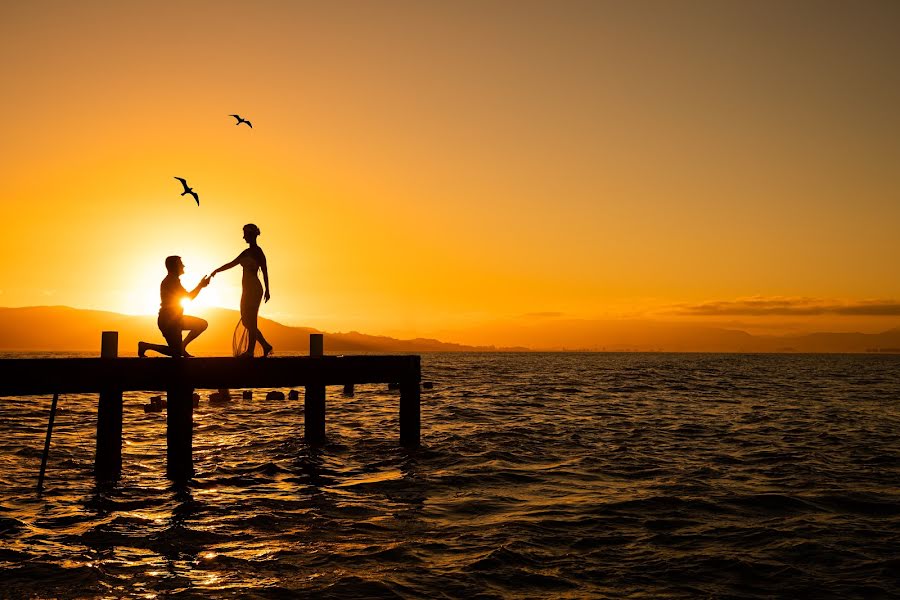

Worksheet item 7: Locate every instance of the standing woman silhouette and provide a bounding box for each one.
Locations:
[211,224,273,357]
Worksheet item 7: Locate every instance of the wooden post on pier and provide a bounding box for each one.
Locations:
[399,356,421,447]
[95,331,122,480]
[304,334,326,444]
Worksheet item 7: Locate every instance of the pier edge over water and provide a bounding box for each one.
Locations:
[0,332,422,481]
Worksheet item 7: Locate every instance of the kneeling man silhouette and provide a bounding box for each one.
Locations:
[138,255,211,358]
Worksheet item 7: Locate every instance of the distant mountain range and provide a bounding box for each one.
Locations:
[450,317,900,353]
[0,306,524,354]
[1,306,899,354]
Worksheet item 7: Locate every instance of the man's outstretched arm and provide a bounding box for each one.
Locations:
[187,276,211,300]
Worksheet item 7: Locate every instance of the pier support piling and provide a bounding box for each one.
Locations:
[399,356,422,447]
[166,383,194,480]
[37,392,59,492]
[95,331,122,480]
[304,334,326,444]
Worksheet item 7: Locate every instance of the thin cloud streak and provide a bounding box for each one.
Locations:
[670,297,900,317]
[521,312,565,319]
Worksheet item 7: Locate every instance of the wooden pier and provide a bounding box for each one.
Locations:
[0,333,422,481]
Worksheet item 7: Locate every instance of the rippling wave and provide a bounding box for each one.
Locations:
[1,352,900,598]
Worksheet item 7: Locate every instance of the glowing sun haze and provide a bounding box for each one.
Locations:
[2,1,899,347]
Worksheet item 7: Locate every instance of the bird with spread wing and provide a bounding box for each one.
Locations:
[174,177,200,206]
[229,114,252,128]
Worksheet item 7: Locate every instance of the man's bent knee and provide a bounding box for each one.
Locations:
[183,316,208,332]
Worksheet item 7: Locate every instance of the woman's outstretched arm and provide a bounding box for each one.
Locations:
[211,253,242,277]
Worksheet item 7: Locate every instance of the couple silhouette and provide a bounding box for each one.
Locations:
[138,224,272,359]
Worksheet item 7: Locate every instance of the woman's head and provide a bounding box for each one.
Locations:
[243,223,261,242]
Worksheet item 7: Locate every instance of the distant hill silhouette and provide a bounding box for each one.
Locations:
[0,306,524,354]
[2,306,900,353]
[441,317,900,353]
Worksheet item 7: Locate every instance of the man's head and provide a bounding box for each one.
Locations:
[165,255,184,275]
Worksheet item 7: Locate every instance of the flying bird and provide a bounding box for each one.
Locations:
[174,177,199,206]
[229,114,252,128]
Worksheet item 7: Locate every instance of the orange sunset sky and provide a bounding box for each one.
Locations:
[2,1,900,348]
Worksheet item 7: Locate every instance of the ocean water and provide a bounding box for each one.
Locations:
[1,352,900,599]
